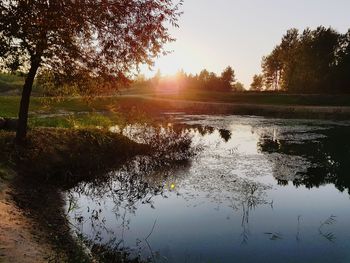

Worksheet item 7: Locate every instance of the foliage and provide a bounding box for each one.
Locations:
[183,66,237,92]
[0,0,183,92]
[143,66,239,92]
[261,26,350,93]
[250,74,264,91]
[0,0,183,141]
[220,66,236,90]
[234,81,245,92]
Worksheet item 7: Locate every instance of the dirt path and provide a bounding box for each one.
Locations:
[0,184,52,263]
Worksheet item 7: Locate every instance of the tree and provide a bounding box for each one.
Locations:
[250,74,264,91]
[335,29,350,91]
[261,26,344,94]
[0,0,183,143]
[233,82,245,92]
[198,69,210,86]
[261,48,283,91]
[220,66,235,91]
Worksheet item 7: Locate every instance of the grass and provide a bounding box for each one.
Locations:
[28,113,125,129]
[11,128,149,183]
[153,90,350,106]
[0,96,134,117]
[0,95,165,130]
[0,126,153,192]
[0,73,25,94]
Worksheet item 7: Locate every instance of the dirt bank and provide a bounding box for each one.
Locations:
[0,183,53,263]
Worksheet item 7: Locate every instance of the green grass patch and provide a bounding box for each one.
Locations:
[0,96,21,117]
[0,96,132,118]
[156,90,350,106]
[0,96,48,117]
[28,113,125,129]
[0,73,25,93]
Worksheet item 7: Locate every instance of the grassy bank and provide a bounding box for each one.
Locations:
[155,90,350,106]
[0,96,171,130]
[3,93,350,127]
[1,128,149,182]
[0,96,154,118]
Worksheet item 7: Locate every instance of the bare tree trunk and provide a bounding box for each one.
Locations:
[15,56,41,144]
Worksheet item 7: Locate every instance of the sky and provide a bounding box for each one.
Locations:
[142,0,350,88]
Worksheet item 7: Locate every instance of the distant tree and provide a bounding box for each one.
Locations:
[176,69,187,89]
[135,74,147,83]
[250,74,264,91]
[234,81,245,92]
[261,48,283,91]
[198,69,210,86]
[334,29,350,91]
[207,72,221,91]
[151,69,162,86]
[175,69,187,80]
[220,66,236,91]
[292,27,339,93]
[0,0,183,143]
[261,26,346,94]
[132,74,151,90]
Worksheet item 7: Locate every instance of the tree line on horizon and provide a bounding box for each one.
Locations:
[251,26,350,93]
[133,66,245,92]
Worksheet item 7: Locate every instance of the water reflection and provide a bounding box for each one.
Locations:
[67,160,190,262]
[257,125,350,193]
[66,116,350,263]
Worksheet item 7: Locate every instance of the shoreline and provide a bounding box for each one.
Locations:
[2,94,350,121]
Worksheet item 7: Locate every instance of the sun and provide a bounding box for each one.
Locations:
[142,40,206,78]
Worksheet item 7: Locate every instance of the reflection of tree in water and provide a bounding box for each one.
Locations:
[257,125,350,194]
[64,123,200,262]
[67,157,273,261]
[172,123,231,143]
[219,129,232,142]
[66,123,272,261]
[66,123,275,261]
[67,157,191,262]
[233,180,273,245]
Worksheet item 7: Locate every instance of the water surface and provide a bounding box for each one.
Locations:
[66,115,350,263]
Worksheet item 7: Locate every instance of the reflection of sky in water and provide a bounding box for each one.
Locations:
[66,116,350,263]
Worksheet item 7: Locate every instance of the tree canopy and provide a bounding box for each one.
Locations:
[148,66,239,92]
[191,66,237,92]
[261,26,350,93]
[0,0,183,141]
[250,74,264,91]
[0,0,183,87]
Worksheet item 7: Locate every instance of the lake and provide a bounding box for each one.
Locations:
[65,115,350,263]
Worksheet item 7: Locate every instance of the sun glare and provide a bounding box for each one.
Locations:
[144,40,207,78]
[155,75,182,94]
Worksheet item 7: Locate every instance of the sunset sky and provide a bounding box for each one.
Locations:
[142,0,350,88]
